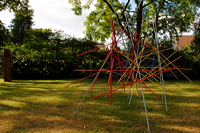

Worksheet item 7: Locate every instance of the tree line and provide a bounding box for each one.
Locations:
[0,0,200,79]
[0,27,106,79]
[0,0,107,79]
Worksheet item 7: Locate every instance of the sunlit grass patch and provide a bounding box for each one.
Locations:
[162,125,200,133]
[32,96,66,104]
[0,100,26,108]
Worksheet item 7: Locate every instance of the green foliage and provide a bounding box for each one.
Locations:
[179,21,200,79]
[191,36,200,57]
[68,0,94,15]
[10,1,34,45]
[0,0,107,79]
[0,0,24,12]
[0,0,30,47]
[70,0,200,43]
[5,28,105,79]
[143,0,198,39]
[84,0,125,42]
[191,20,200,56]
[0,21,10,47]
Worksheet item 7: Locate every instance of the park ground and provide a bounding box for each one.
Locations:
[0,78,200,133]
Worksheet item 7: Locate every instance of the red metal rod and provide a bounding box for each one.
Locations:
[141,82,162,101]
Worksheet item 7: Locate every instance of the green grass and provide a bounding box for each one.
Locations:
[0,78,200,133]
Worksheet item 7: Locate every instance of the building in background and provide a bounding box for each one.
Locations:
[177,35,194,48]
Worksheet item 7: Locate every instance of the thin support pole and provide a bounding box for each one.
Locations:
[153,22,168,112]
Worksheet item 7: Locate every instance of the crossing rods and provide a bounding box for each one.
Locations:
[66,1,192,132]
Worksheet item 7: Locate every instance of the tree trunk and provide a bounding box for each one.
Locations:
[136,1,143,42]
[4,49,12,82]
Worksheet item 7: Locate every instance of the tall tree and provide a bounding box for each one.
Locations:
[10,0,34,45]
[0,0,30,46]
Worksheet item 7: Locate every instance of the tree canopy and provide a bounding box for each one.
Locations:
[84,0,126,42]
[0,0,32,46]
[69,0,200,43]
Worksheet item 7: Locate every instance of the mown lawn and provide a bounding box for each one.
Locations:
[0,78,199,133]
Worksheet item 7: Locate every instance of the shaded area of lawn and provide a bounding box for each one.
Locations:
[0,79,200,132]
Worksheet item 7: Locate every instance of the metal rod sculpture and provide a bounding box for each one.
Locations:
[66,1,192,132]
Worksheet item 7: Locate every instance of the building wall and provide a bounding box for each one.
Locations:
[177,35,194,48]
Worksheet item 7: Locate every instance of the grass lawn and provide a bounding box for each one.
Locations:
[0,78,199,133]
